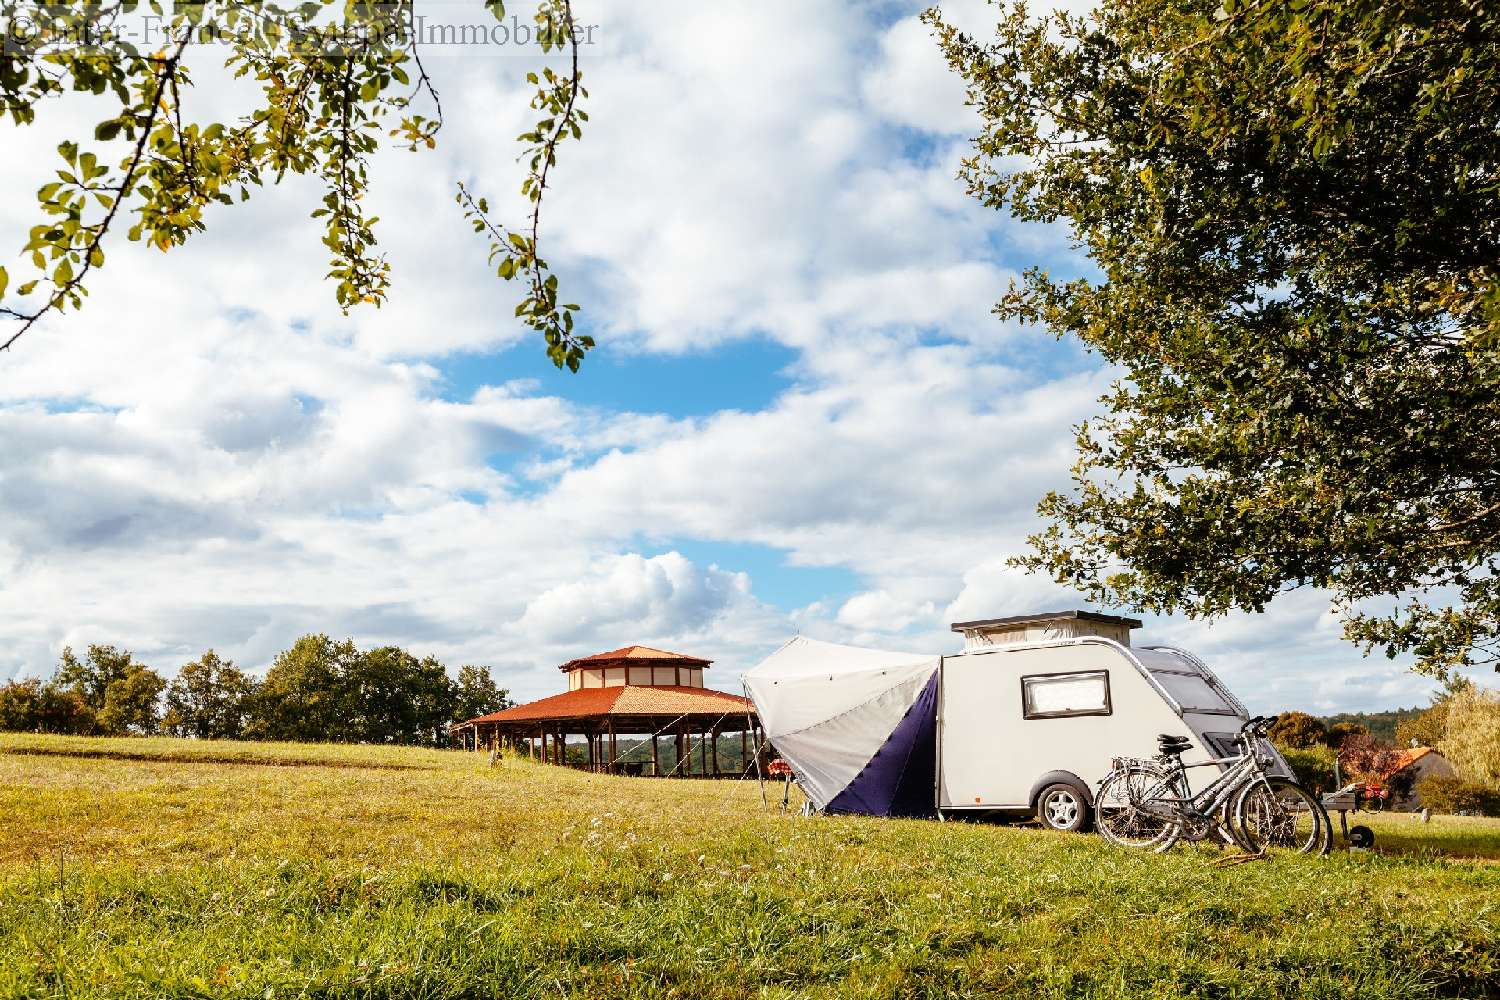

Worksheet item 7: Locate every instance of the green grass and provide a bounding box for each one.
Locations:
[2,735,1498,999]
[1347,811,1500,862]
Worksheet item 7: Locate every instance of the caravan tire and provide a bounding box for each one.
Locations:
[1036,783,1091,833]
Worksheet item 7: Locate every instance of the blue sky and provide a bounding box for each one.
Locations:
[0,0,1454,713]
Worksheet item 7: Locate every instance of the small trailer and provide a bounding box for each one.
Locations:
[743,610,1280,831]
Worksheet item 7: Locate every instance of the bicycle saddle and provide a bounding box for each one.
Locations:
[1156,734,1193,756]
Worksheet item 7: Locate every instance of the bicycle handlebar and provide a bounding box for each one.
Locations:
[1239,714,1280,739]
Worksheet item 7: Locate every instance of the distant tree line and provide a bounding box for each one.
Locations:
[1313,708,1424,745]
[0,636,511,746]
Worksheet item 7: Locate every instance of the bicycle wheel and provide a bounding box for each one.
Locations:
[1234,778,1331,855]
[1095,763,1181,852]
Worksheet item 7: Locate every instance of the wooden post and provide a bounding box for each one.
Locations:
[651,729,660,776]
[710,726,719,777]
[607,718,617,775]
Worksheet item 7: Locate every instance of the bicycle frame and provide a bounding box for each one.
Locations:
[1125,740,1277,826]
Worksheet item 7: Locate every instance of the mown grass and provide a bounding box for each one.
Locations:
[2,734,1498,999]
[1349,811,1500,862]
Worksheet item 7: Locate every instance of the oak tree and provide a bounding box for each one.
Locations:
[934,0,1500,677]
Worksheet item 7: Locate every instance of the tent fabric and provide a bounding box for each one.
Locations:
[825,671,939,818]
[742,636,940,814]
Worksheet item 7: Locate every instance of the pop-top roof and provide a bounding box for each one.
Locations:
[949,609,1142,632]
[557,645,712,673]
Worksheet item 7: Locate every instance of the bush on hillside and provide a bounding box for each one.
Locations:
[1416,775,1500,817]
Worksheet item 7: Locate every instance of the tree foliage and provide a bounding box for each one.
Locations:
[1437,685,1500,785]
[53,643,137,708]
[1322,721,1368,750]
[1268,710,1326,749]
[0,0,591,368]
[246,635,507,744]
[162,648,256,739]
[452,663,511,723]
[0,677,96,733]
[1337,733,1404,784]
[933,0,1500,677]
[1,636,507,743]
[98,664,167,734]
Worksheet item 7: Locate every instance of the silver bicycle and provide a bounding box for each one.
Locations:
[1095,715,1332,855]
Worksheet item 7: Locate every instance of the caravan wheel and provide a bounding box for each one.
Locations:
[1037,783,1090,833]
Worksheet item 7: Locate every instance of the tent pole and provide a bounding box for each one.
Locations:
[744,682,767,807]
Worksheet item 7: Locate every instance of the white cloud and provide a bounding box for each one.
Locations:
[0,1,1457,714]
[515,551,752,645]
[861,12,980,134]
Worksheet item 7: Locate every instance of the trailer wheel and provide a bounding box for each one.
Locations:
[1036,783,1091,833]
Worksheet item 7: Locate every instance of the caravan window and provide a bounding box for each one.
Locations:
[1021,670,1111,719]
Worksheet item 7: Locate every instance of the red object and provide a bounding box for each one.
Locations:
[461,685,752,725]
[767,758,793,777]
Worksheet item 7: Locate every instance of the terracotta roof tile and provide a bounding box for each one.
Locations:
[462,685,751,725]
[1380,746,1437,777]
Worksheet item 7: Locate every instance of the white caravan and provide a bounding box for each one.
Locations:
[743,610,1274,832]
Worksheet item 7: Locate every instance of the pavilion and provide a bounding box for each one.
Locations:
[452,646,763,778]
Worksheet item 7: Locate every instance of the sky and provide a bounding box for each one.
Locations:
[0,0,1452,713]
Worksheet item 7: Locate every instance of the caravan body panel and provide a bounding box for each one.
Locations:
[937,638,1248,810]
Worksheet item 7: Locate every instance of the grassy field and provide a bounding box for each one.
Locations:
[2,735,1498,999]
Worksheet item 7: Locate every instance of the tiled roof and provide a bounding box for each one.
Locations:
[1380,746,1439,777]
[557,645,712,672]
[461,685,751,725]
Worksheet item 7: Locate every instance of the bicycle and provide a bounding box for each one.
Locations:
[1095,715,1332,855]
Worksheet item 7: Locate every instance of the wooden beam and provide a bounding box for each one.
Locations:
[607,717,617,775]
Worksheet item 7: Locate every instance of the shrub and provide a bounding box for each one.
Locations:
[1416,774,1500,817]
[1277,743,1338,794]
[1338,734,1404,782]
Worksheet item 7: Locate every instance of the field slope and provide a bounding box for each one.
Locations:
[2,734,1497,999]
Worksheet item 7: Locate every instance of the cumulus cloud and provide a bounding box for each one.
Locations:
[0,1,1451,712]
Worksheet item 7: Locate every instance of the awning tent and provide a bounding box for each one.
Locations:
[742,637,941,818]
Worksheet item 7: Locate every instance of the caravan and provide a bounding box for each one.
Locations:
[743,610,1273,832]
